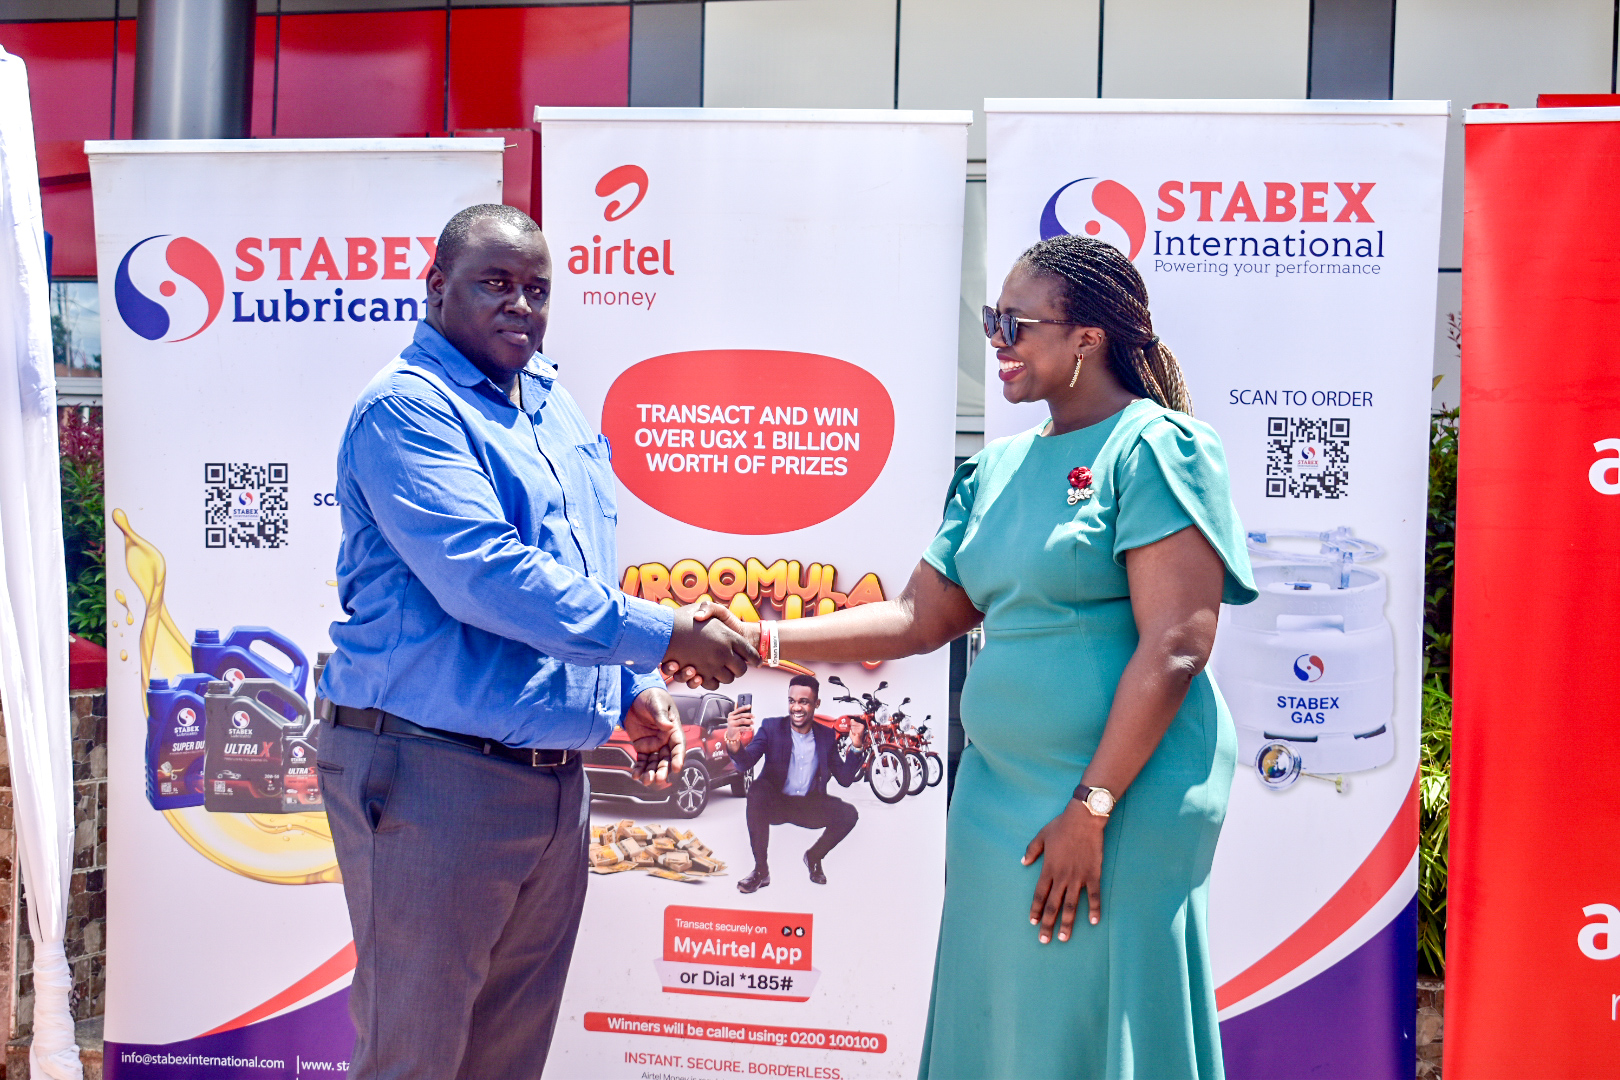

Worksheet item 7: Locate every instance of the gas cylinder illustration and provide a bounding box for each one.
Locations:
[192,626,309,721]
[1210,527,1394,790]
[203,677,313,813]
[144,674,213,809]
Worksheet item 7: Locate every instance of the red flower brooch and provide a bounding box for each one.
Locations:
[1067,466,1094,505]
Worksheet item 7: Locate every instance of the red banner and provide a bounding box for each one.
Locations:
[1451,109,1620,1077]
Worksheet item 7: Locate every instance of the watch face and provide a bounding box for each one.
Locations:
[1087,789,1115,815]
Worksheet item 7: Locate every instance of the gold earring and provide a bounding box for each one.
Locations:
[1069,354,1084,388]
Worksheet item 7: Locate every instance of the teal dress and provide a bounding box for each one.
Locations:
[920,399,1257,1080]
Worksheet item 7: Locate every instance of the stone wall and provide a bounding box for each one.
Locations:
[1418,977,1445,1077]
[3,688,108,1078]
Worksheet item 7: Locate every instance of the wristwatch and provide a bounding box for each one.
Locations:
[1073,784,1116,818]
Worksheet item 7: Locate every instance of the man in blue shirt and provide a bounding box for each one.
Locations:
[316,204,754,1079]
[722,675,866,893]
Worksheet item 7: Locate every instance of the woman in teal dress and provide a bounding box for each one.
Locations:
[673,235,1256,1078]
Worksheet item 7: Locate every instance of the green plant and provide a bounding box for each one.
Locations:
[1424,407,1459,688]
[1417,406,1458,978]
[1418,678,1451,977]
[58,406,106,645]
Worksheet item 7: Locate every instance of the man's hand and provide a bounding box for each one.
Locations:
[663,605,760,688]
[723,703,755,753]
[625,688,686,787]
[847,718,866,749]
[663,601,758,690]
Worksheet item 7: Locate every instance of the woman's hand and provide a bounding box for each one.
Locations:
[1022,801,1107,943]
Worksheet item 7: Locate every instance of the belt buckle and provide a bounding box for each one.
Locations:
[530,748,569,768]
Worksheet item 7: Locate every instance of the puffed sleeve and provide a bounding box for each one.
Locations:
[1113,414,1259,606]
[923,456,980,587]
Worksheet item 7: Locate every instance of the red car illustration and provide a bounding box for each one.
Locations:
[583,691,752,818]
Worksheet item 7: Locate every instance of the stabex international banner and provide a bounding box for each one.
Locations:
[985,101,1447,1078]
[88,139,504,1076]
[1448,106,1620,1079]
[533,107,969,1080]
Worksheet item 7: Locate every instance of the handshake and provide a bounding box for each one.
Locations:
[659,601,759,690]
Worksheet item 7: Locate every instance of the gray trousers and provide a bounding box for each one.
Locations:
[319,721,589,1079]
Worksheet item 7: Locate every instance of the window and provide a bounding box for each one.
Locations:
[701,695,731,729]
[52,279,100,378]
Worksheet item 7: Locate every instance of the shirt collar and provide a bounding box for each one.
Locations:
[409,320,556,413]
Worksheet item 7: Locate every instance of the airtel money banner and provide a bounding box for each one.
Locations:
[88,139,503,1076]
[986,101,1446,1078]
[1448,107,1620,1079]
[533,107,969,1079]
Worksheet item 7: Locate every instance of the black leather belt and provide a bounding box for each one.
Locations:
[327,703,574,768]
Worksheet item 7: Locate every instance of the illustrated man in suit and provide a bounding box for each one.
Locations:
[724,674,866,892]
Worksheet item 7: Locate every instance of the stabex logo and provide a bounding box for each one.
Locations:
[1293,654,1326,683]
[1038,176,1386,268]
[1041,177,1148,260]
[230,710,251,730]
[115,235,226,342]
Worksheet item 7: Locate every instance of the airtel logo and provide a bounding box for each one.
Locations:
[596,164,648,221]
[567,164,675,278]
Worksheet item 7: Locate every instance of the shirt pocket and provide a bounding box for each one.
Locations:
[575,435,619,522]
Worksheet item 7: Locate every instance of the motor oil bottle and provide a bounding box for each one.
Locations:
[192,627,309,721]
[282,650,333,811]
[204,678,310,813]
[144,674,212,809]
[282,732,323,810]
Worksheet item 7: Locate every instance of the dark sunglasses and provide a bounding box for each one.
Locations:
[982,306,1082,346]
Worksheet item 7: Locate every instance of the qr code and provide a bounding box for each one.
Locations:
[204,463,290,548]
[1265,417,1349,499]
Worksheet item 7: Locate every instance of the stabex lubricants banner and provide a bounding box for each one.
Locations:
[87,139,503,1076]
[985,101,1447,1078]
[1448,107,1620,1079]
[533,107,969,1079]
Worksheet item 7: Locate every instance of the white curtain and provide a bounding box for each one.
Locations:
[0,45,83,1080]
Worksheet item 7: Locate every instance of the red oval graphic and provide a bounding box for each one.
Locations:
[601,350,894,535]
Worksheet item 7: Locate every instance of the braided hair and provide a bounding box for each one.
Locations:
[1016,235,1193,415]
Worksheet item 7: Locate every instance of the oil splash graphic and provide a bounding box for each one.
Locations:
[113,589,134,624]
[114,509,340,886]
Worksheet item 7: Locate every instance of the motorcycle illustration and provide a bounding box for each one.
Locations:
[822,675,912,804]
[894,707,944,794]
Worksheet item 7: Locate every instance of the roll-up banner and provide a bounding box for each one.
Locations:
[88,139,504,1076]
[1449,106,1620,1079]
[532,106,968,1079]
[985,100,1446,1078]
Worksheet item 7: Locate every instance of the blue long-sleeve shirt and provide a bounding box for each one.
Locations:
[321,321,673,748]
